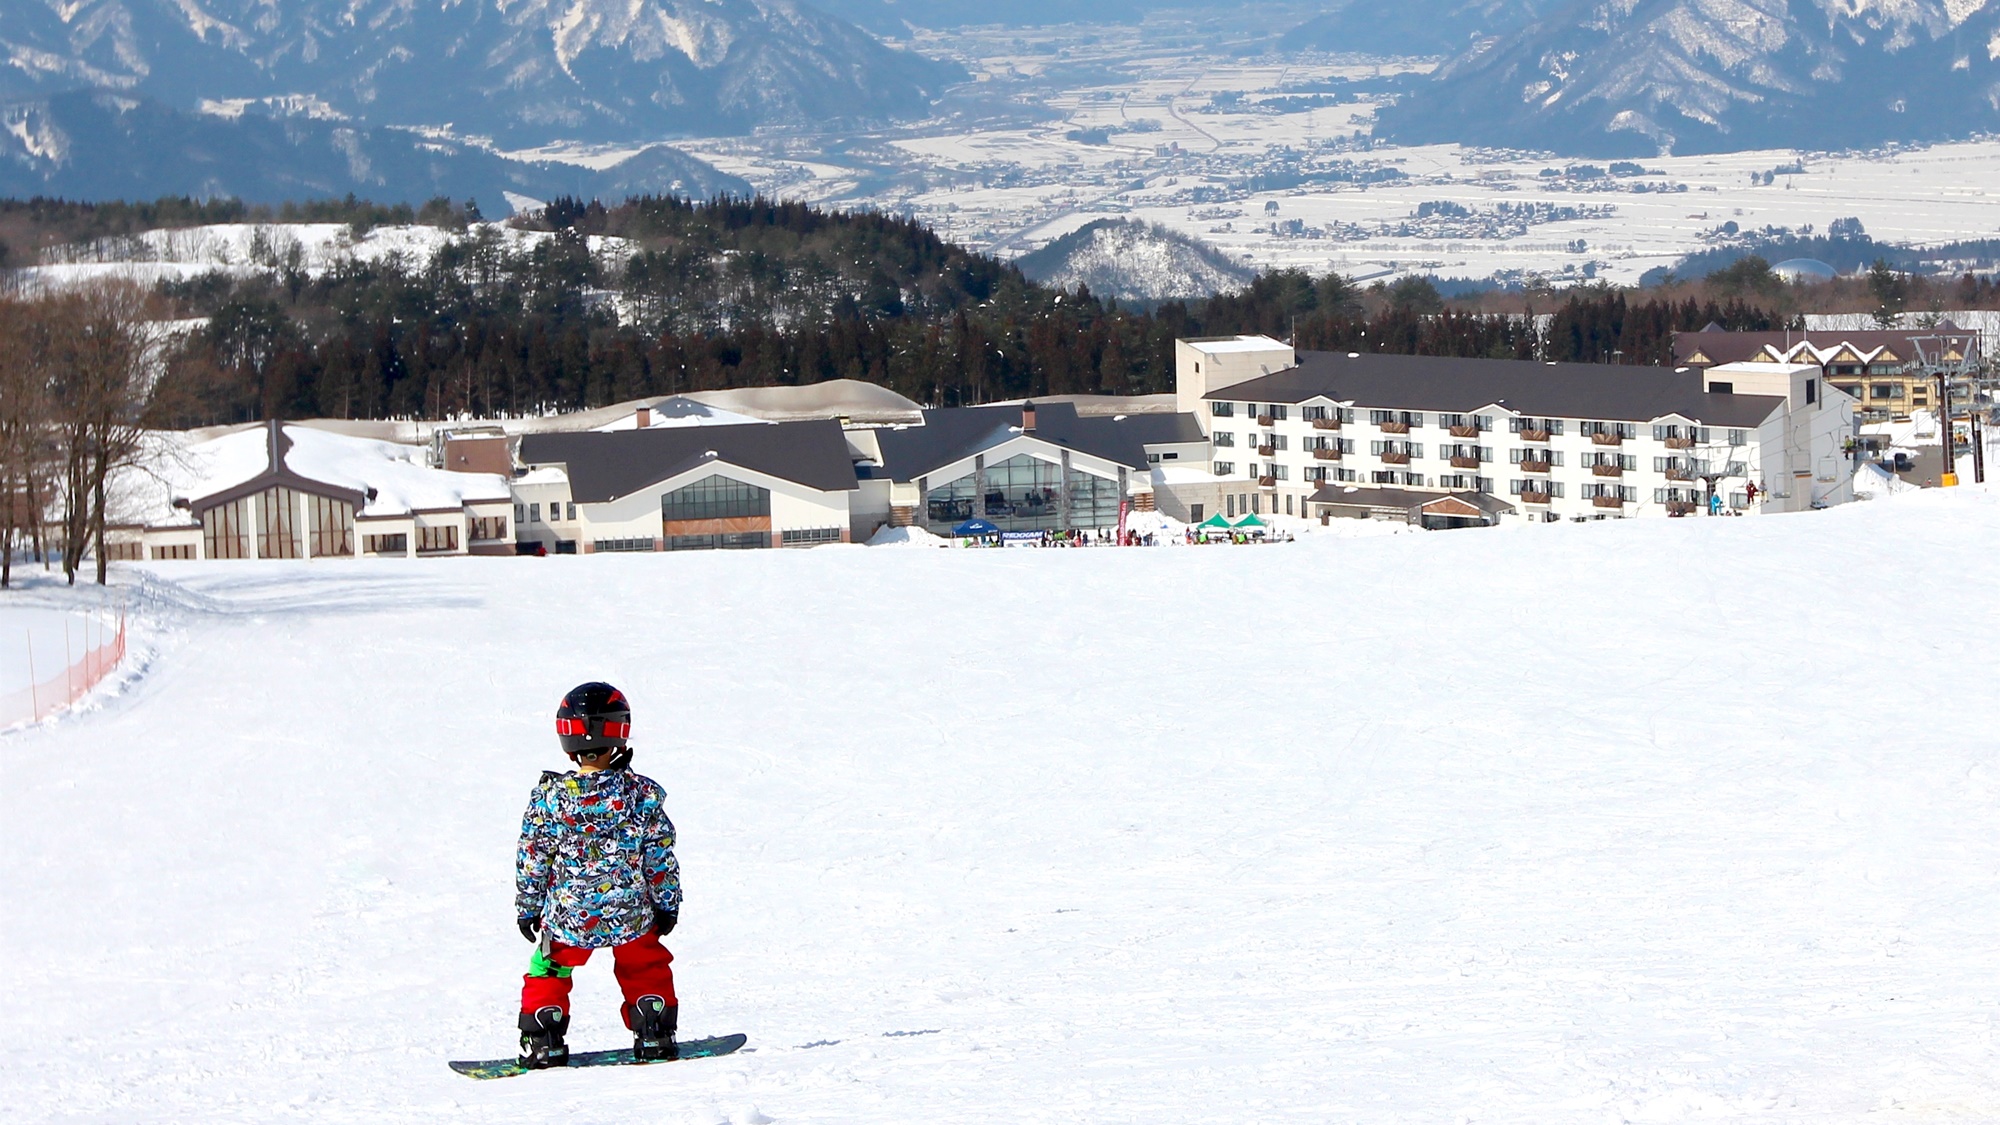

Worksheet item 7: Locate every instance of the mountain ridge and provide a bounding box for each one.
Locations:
[0,0,963,144]
[0,91,751,207]
[1376,0,2000,154]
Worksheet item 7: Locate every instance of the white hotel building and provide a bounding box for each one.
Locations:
[1169,336,1854,525]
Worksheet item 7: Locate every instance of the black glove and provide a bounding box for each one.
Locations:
[519,915,540,943]
[653,908,678,937]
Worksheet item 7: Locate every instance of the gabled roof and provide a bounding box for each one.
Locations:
[519,420,859,502]
[1309,484,1515,516]
[873,402,1156,481]
[1671,326,1976,367]
[190,422,365,516]
[1211,352,1783,428]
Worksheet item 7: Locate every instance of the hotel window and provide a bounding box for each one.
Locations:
[781,527,843,547]
[1213,431,1234,447]
[416,524,459,553]
[1210,401,1234,417]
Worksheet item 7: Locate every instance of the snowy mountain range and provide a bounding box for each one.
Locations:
[1281,0,1556,57]
[0,91,750,207]
[1014,219,1251,303]
[1376,0,2000,154]
[0,0,960,143]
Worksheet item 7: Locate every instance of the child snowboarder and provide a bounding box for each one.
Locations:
[514,681,683,1068]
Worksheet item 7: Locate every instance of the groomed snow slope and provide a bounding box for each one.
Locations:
[6,491,2000,1123]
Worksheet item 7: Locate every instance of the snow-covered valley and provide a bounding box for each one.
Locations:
[5,490,2000,1122]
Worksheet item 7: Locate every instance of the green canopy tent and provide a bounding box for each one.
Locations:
[1196,513,1235,530]
[1232,513,1268,529]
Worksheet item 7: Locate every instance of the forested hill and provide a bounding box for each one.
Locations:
[7,194,1789,426]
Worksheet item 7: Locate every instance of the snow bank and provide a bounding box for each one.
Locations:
[865,525,949,547]
[1852,461,1919,499]
[10,493,2000,1121]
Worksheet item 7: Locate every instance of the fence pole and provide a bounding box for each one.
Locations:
[64,618,73,707]
[26,629,37,720]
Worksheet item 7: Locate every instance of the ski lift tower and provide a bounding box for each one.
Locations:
[1909,328,1982,484]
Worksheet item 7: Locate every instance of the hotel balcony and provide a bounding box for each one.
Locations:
[1591,432,1624,446]
[1520,490,1552,505]
[1664,436,1694,449]
[1312,417,1342,430]
[1449,424,1479,438]
[1519,427,1551,442]
[1313,448,1343,461]
[1381,451,1411,465]
[1379,421,1410,434]
[1593,495,1625,509]
[1592,464,1624,477]
[1450,455,1481,469]
[1519,459,1552,474]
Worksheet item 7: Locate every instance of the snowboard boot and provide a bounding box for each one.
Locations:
[517,1005,570,1069]
[628,994,678,1061]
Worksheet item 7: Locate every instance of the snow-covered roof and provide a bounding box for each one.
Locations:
[594,396,766,431]
[118,423,509,527]
[1183,335,1291,355]
[278,425,510,515]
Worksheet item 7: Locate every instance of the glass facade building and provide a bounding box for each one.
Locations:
[923,454,1120,533]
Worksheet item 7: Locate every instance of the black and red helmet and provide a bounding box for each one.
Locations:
[556,682,631,758]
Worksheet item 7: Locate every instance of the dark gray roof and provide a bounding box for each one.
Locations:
[519,420,858,502]
[1209,351,1785,428]
[1111,411,1208,446]
[1308,484,1515,515]
[873,402,1157,481]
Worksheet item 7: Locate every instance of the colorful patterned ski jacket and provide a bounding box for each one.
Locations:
[515,768,682,948]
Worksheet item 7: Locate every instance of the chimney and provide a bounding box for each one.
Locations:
[635,405,651,429]
[1022,401,1037,432]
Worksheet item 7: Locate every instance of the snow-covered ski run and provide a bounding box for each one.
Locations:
[4,486,2000,1123]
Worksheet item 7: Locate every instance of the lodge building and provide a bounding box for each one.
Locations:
[1166,336,1853,524]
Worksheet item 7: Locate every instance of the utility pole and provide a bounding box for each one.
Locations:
[1938,368,1956,486]
[1911,329,1978,487]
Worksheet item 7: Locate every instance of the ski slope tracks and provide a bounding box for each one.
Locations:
[4,489,2000,1122]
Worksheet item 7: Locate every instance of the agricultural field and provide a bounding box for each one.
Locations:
[563,9,2000,289]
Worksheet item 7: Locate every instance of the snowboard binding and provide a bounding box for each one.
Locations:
[518,1005,571,1069]
[628,994,678,1061]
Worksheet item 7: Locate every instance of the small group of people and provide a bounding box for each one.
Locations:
[954,527,1148,548]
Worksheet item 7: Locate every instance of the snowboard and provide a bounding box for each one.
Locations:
[449,1034,749,1079]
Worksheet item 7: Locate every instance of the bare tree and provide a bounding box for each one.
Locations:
[0,296,50,588]
[39,281,159,586]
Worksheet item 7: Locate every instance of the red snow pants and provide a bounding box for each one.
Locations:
[521,931,676,1026]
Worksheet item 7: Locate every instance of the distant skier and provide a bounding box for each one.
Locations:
[513,682,682,1069]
